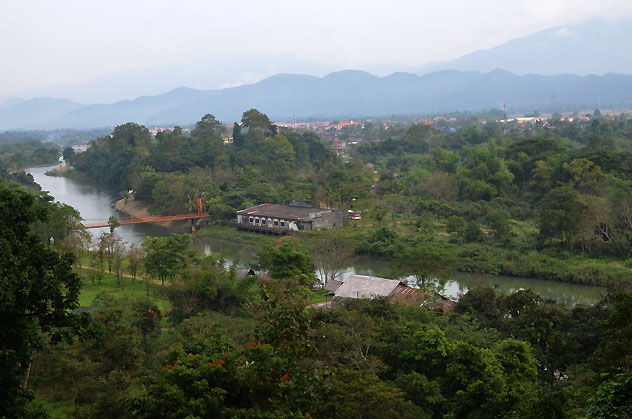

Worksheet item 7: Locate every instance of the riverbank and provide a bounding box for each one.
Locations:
[114,198,173,227]
[199,223,631,290]
[196,224,278,246]
[44,165,74,177]
[198,223,619,290]
[25,165,614,305]
[454,244,632,289]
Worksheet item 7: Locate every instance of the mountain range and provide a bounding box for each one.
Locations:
[417,18,632,76]
[2,69,632,130]
[5,17,631,107]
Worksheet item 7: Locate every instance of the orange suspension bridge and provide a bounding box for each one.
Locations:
[82,199,210,229]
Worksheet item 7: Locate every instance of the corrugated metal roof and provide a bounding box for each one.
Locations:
[237,204,335,221]
[389,284,433,306]
[330,275,457,313]
[427,298,457,313]
[333,275,401,299]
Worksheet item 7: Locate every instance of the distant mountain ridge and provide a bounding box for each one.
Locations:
[417,18,632,76]
[2,69,632,130]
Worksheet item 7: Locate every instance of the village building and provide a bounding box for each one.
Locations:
[324,279,343,293]
[236,202,344,233]
[330,274,456,312]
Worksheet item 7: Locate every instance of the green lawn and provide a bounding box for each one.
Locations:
[309,288,333,304]
[75,268,170,311]
[196,224,278,246]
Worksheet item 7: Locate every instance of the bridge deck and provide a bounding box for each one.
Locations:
[83,214,210,229]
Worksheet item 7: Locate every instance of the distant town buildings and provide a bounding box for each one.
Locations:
[147,127,190,138]
[274,120,359,131]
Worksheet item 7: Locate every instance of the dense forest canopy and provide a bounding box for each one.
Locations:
[2,107,632,417]
[71,110,373,215]
[0,128,111,144]
[0,140,60,171]
[69,110,632,287]
[2,173,631,417]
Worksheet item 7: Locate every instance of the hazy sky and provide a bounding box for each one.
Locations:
[3,0,632,97]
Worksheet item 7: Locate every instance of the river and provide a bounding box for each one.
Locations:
[29,163,607,305]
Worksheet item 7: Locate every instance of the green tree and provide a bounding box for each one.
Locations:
[151,173,194,214]
[264,134,296,181]
[143,234,198,285]
[461,141,514,200]
[191,114,226,168]
[98,231,122,273]
[132,299,163,352]
[0,183,83,417]
[35,295,142,418]
[464,220,485,243]
[588,371,632,418]
[483,208,512,242]
[62,146,75,162]
[325,369,419,419]
[232,121,244,148]
[31,199,85,250]
[591,291,632,373]
[257,238,317,286]
[356,226,403,258]
[397,244,455,289]
[538,186,587,249]
[252,279,313,358]
[127,243,143,281]
[446,215,467,236]
[310,229,355,287]
[241,108,272,143]
[166,255,244,322]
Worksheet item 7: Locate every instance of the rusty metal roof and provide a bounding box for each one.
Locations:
[237,204,336,221]
[389,285,457,312]
[427,298,457,313]
[328,275,457,314]
[389,284,433,306]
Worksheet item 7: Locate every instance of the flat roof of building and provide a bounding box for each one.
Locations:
[237,203,335,221]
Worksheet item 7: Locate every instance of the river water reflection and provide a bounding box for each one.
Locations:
[30,164,607,306]
[192,236,606,306]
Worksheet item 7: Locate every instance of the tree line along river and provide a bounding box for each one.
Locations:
[29,163,607,306]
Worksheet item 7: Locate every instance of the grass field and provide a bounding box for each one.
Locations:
[196,224,279,246]
[75,268,170,310]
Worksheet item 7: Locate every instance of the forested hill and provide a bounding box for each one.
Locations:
[3,70,632,130]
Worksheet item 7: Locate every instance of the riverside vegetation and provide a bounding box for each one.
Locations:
[66,109,632,288]
[1,173,632,418]
[3,108,632,417]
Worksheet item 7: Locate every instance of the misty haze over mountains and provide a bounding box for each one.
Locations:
[416,18,632,75]
[2,70,632,130]
[2,17,632,130]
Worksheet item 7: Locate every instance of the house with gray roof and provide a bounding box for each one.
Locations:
[332,275,402,301]
[236,202,344,233]
[331,274,456,313]
[324,279,343,293]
